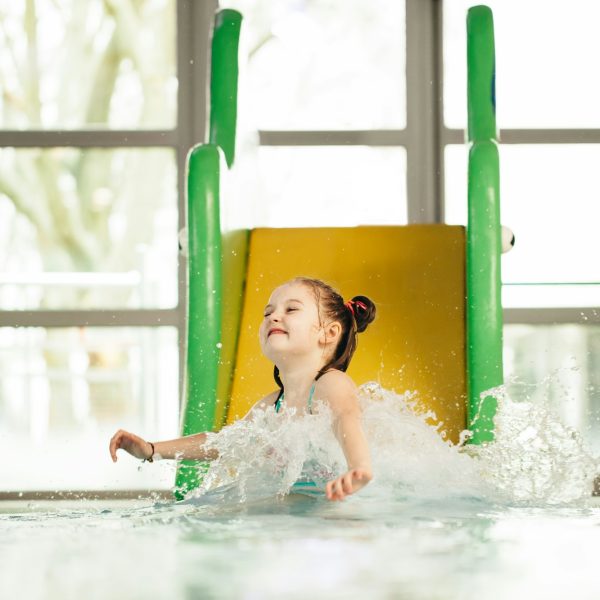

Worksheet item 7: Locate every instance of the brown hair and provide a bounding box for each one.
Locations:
[273,277,376,392]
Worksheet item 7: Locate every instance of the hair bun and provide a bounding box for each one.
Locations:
[351,295,376,333]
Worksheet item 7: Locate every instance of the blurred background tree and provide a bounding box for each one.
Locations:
[0,0,177,309]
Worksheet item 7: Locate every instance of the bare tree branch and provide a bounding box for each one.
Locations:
[24,0,42,125]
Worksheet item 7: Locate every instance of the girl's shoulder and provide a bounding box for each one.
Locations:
[315,370,360,414]
[317,369,357,390]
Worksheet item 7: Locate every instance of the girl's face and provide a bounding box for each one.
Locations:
[259,282,324,363]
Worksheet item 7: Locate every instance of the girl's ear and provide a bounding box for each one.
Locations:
[322,321,342,347]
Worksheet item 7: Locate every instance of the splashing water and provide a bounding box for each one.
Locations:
[469,386,599,505]
[183,382,599,508]
[186,401,345,504]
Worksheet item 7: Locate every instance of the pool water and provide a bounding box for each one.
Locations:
[2,384,600,600]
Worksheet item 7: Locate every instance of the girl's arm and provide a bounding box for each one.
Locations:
[109,429,218,462]
[317,372,373,501]
[109,391,279,463]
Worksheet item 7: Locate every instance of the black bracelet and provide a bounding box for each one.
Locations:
[143,442,155,463]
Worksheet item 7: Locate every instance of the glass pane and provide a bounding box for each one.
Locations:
[223,0,406,130]
[229,146,406,228]
[0,147,178,310]
[0,0,176,130]
[504,324,600,455]
[445,145,600,304]
[444,0,600,128]
[0,327,179,491]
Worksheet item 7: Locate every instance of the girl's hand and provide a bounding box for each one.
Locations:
[325,468,373,501]
[109,429,153,462]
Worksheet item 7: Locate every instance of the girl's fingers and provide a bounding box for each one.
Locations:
[326,472,366,501]
[326,481,334,500]
[330,480,339,500]
[109,432,121,461]
[327,469,373,501]
[326,479,342,501]
[342,474,353,494]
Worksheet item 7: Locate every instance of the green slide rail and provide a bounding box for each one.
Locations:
[466,5,503,444]
[209,9,242,168]
[174,9,242,500]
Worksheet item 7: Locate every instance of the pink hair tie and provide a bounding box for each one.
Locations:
[345,300,356,317]
[345,299,368,319]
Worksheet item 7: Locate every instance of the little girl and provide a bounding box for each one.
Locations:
[109,277,376,502]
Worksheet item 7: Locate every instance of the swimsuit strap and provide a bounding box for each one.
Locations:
[307,381,316,415]
[274,382,316,414]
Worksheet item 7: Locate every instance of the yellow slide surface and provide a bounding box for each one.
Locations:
[225,225,466,443]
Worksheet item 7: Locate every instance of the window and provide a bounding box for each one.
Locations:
[0,0,189,493]
[223,0,408,228]
[0,326,178,491]
[443,0,600,304]
[444,0,600,129]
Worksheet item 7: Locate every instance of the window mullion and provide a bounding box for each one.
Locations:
[0,309,180,328]
[406,0,442,223]
[258,130,408,146]
[0,130,177,147]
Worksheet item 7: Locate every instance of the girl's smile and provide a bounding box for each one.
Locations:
[268,327,287,337]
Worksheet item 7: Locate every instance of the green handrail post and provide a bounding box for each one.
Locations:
[466,5,504,444]
[209,9,242,168]
[174,8,243,499]
[467,6,496,142]
[174,145,223,500]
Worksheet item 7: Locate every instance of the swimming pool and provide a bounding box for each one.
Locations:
[2,385,599,600]
[2,494,600,599]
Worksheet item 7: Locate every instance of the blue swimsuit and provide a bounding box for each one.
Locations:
[275,382,324,496]
[274,382,316,415]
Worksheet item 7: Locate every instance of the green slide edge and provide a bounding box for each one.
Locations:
[466,5,503,444]
[467,6,496,142]
[174,144,223,500]
[209,9,242,168]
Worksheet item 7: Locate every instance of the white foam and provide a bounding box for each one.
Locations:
[185,382,599,507]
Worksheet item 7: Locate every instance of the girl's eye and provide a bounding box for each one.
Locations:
[287,307,298,312]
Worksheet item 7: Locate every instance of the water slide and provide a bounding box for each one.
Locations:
[174,6,502,499]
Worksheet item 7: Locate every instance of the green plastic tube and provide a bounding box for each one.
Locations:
[174,144,223,500]
[466,142,503,443]
[209,9,242,168]
[173,8,243,499]
[467,6,496,143]
[466,5,503,444]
